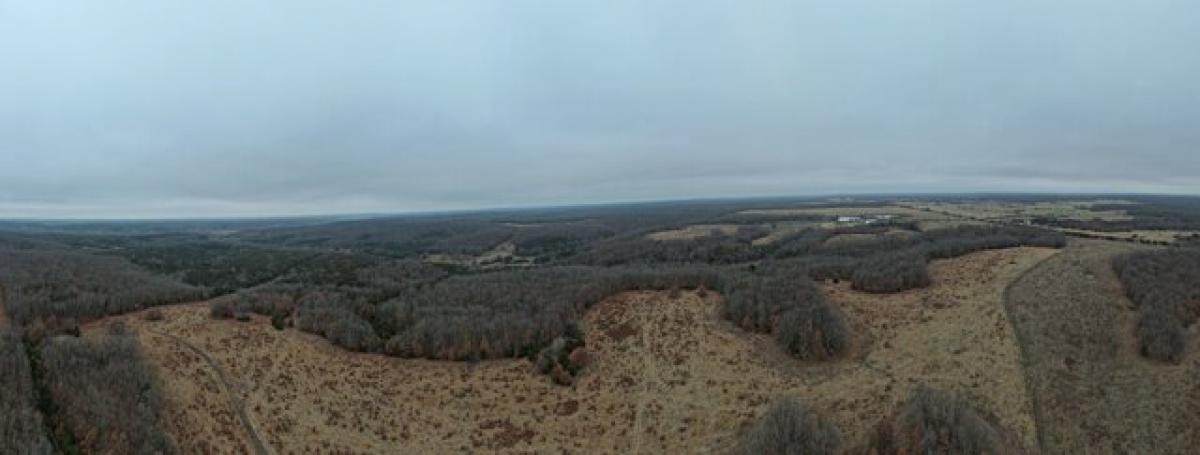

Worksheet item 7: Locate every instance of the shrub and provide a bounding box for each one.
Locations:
[143,309,164,321]
[209,299,234,319]
[567,347,592,370]
[535,334,588,384]
[870,386,1014,454]
[739,397,840,455]
[776,305,849,361]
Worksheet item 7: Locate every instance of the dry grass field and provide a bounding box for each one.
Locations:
[83,246,1057,454]
[646,224,743,241]
[749,221,811,245]
[905,201,1135,222]
[1005,239,1200,453]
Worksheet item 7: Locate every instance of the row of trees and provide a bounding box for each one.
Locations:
[286,266,722,364]
[0,327,53,454]
[770,225,1065,293]
[573,223,1063,272]
[738,386,1016,454]
[1113,248,1200,362]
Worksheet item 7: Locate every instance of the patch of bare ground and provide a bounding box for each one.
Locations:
[750,222,811,245]
[93,247,1054,453]
[424,241,535,269]
[1005,239,1200,453]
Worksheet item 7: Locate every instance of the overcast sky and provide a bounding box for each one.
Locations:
[2,1,1198,218]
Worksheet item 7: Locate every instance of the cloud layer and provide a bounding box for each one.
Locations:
[2,1,1198,217]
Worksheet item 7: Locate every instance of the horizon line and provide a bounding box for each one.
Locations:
[0,190,1193,223]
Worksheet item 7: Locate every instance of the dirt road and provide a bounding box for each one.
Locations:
[146,328,271,455]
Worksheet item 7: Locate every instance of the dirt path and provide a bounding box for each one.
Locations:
[146,328,272,455]
[1004,239,1200,453]
[1000,251,1059,453]
[630,295,650,454]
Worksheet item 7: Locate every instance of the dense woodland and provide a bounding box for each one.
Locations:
[1114,247,1200,362]
[0,246,203,326]
[37,324,175,454]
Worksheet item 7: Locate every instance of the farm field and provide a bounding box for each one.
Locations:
[905,200,1135,222]
[85,246,1054,453]
[906,201,1200,244]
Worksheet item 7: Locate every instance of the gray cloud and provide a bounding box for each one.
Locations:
[2,1,1198,218]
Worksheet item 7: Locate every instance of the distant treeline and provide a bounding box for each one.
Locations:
[1037,197,1200,232]
[0,247,203,326]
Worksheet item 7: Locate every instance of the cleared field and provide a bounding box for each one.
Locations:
[907,201,1135,222]
[646,224,742,241]
[424,241,535,268]
[738,205,975,232]
[750,221,811,245]
[1005,239,1200,453]
[738,205,936,219]
[82,246,1056,453]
